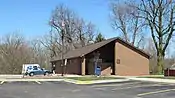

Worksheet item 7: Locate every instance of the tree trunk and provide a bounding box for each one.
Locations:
[157,52,164,74]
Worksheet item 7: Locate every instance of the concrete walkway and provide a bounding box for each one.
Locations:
[0,74,129,85]
[2,75,175,85]
[0,78,64,82]
[0,75,23,79]
[129,77,175,84]
[0,78,130,85]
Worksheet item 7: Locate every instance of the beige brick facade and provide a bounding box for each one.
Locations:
[114,41,149,76]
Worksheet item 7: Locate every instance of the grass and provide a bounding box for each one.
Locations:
[162,77,175,79]
[64,76,123,81]
[138,75,164,78]
[146,77,175,79]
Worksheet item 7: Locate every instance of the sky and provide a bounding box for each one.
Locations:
[0,0,116,39]
[1,0,175,57]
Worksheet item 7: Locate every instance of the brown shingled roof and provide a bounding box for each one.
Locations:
[51,37,150,62]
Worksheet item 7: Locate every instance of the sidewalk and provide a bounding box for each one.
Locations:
[0,74,130,85]
[0,78,64,82]
[0,74,63,79]
[3,75,175,85]
[0,78,129,85]
[0,75,23,79]
[129,77,175,84]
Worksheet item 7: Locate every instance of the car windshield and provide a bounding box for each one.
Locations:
[38,67,42,70]
[33,66,38,70]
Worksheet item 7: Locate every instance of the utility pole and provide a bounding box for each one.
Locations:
[61,21,65,76]
[61,33,64,76]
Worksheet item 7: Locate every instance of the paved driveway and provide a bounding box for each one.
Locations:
[0,80,175,98]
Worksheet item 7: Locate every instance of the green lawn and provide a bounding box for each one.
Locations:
[138,75,164,78]
[146,77,175,79]
[64,76,123,81]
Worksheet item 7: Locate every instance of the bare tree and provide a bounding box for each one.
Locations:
[133,0,175,74]
[49,4,97,52]
[0,33,32,74]
[0,32,53,74]
[40,29,61,58]
[110,1,145,47]
[49,4,76,51]
[144,37,157,74]
[74,18,96,48]
[30,39,51,69]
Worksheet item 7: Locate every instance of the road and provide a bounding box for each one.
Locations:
[0,80,175,98]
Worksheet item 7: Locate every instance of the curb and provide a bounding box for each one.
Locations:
[76,81,93,84]
[63,79,92,84]
[64,79,130,85]
[63,79,77,84]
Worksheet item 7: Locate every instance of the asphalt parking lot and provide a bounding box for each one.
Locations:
[0,80,175,98]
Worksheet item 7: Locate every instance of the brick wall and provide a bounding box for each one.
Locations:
[115,41,149,76]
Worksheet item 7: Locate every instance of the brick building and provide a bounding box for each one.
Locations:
[51,37,150,76]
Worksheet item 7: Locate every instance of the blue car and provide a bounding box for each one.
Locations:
[26,66,50,76]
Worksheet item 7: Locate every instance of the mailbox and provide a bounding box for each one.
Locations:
[95,65,101,76]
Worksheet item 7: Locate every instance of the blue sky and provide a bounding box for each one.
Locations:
[0,0,116,39]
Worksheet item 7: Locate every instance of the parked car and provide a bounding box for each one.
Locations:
[22,64,51,76]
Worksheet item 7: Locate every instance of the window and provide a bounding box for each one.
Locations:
[33,66,38,70]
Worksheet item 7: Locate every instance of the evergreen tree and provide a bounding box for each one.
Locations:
[95,33,105,43]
